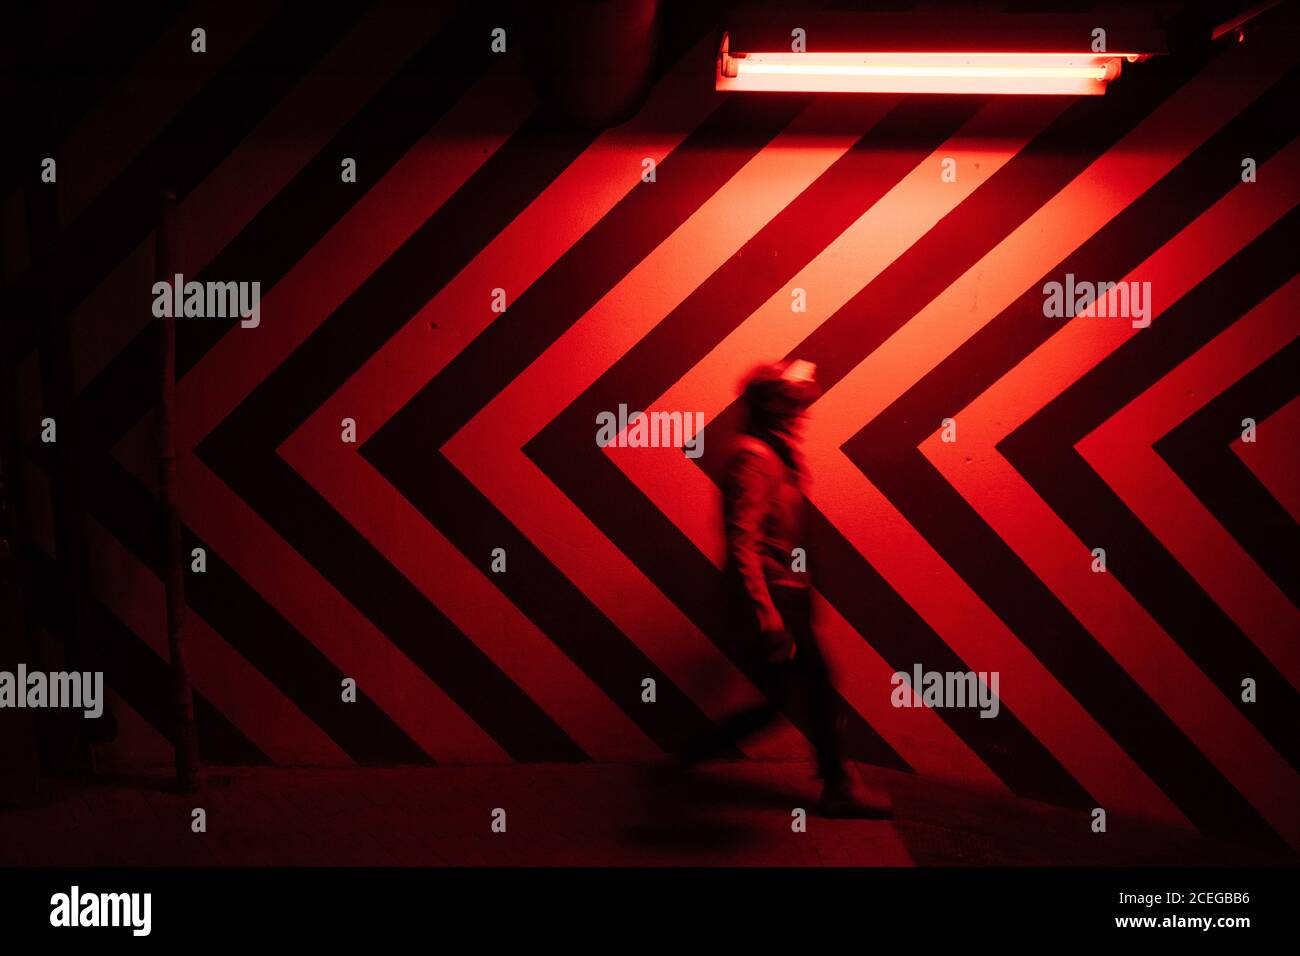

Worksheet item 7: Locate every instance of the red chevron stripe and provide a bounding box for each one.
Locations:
[179,453,507,763]
[27,5,478,764]
[1233,395,1300,523]
[25,472,312,763]
[606,97,1066,786]
[53,0,281,228]
[443,97,902,756]
[279,42,726,760]
[172,76,528,442]
[116,68,535,764]
[17,1,1294,845]
[59,4,453,397]
[1077,272,1300,688]
[83,519,348,764]
[811,39,1296,827]
[924,125,1300,847]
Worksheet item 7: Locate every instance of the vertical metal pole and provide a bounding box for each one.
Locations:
[156,191,199,792]
[0,192,42,803]
[28,175,98,774]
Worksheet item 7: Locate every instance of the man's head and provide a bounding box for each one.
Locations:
[741,359,820,434]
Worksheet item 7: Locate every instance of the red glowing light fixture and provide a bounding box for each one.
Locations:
[718,44,1141,95]
[716,13,1165,96]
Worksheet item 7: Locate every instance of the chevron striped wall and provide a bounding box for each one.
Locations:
[5,2,1298,853]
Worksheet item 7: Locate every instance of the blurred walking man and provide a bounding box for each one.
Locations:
[685,359,890,818]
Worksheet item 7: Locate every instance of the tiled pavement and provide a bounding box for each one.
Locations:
[0,760,1290,866]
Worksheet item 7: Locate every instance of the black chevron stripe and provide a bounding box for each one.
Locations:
[84,454,431,765]
[87,600,270,766]
[11,1,367,359]
[849,68,1299,848]
[23,433,429,764]
[1157,338,1300,606]
[771,51,1234,811]
[744,69,1221,809]
[176,4,506,373]
[201,115,604,762]
[4,0,188,197]
[1003,208,1300,776]
[55,7,512,765]
[80,6,504,456]
[27,546,269,765]
[528,96,1008,774]
[367,93,819,755]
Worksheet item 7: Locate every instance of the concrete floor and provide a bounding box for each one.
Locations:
[0,760,1290,866]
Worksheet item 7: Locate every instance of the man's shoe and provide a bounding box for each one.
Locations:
[820,769,893,819]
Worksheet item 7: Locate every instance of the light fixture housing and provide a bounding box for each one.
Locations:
[716,13,1164,96]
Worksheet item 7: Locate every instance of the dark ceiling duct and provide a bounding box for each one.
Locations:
[522,0,661,128]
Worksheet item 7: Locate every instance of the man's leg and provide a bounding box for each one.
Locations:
[679,601,782,764]
[775,587,892,817]
[774,587,846,782]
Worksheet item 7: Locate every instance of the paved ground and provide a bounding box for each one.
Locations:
[0,760,1290,866]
